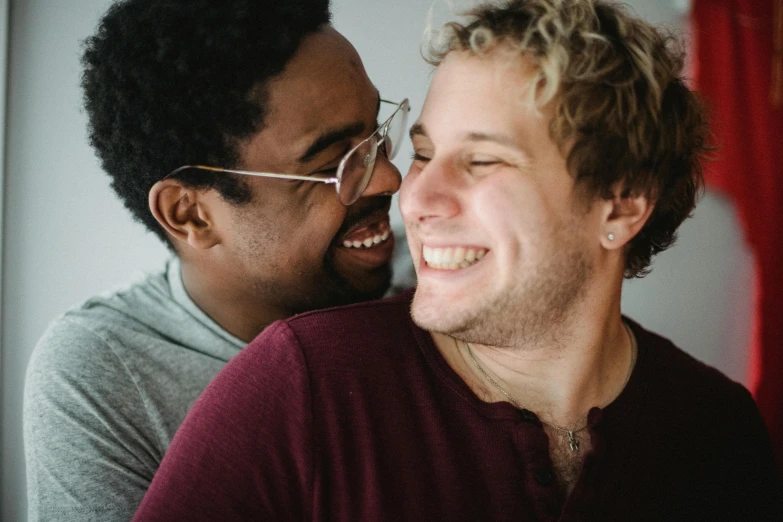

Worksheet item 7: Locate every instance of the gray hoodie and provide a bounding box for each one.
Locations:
[23,258,244,521]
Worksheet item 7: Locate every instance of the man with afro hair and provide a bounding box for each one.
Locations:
[23,0,406,520]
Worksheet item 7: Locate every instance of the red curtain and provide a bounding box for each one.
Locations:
[692,0,783,470]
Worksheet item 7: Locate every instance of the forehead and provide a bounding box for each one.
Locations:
[242,27,378,166]
[417,50,550,143]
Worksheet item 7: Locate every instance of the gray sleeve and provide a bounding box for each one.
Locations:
[24,318,161,522]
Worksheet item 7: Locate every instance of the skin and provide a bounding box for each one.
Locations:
[400,49,653,490]
[149,26,402,342]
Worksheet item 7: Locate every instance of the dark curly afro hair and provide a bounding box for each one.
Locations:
[81,0,332,244]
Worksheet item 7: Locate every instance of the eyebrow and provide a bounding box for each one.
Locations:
[298,91,383,164]
[464,132,519,148]
[298,122,365,164]
[410,125,519,149]
[409,122,427,139]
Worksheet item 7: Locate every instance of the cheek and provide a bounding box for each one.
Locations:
[301,203,346,246]
[270,200,346,263]
[406,234,423,272]
[471,174,552,241]
[398,170,419,220]
[399,174,423,269]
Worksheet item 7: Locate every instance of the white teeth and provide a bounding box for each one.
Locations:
[341,227,392,249]
[442,248,453,264]
[422,246,488,270]
[453,247,466,264]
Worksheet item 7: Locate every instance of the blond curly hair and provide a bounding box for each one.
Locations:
[427,0,711,278]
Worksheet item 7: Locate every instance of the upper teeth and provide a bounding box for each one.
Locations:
[422,245,487,270]
[343,229,390,249]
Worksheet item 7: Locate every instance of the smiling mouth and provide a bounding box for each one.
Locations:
[341,219,392,249]
[334,215,395,269]
[422,245,488,270]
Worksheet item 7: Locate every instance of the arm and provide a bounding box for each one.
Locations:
[133,320,314,521]
[24,319,161,521]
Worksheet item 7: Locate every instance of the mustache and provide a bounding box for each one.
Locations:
[334,195,393,239]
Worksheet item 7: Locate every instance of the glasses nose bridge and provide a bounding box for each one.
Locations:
[376,118,392,140]
[362,146,402,198]
[338,98,408,204]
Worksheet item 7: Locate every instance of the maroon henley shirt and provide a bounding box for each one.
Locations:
[134,291,782,521]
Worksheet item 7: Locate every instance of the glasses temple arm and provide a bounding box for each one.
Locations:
[164,165,338,184]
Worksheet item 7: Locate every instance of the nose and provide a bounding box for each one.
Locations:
[360,151,402,198]
[399,158,461,225]
[400,160,460,226]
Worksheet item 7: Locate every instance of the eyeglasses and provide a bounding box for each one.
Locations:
[164,98,410,206]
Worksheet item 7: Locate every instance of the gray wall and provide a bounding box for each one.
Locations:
[0,0,753,520]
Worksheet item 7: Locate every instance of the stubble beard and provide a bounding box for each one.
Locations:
[234,220,393,317]
[318,251,393,308]
[411,228,593,350]
[244,253,393,316]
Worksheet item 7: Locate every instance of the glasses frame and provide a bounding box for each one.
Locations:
[163,98,410,206]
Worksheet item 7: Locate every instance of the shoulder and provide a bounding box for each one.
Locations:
[27,314,127,387]
[283,290,414,348]
[219,291,417,403]
[24,312,153,437]
[29,261,180,366]
[25,266,176,405]
[626,319,771,454]
[624,320,782,514]
[629,319,749,402]
[241,290,416,370]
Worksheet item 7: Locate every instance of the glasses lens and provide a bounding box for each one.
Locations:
[338,137,378,205]
[383,101,409,160]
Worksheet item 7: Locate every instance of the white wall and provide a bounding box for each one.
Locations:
[1,0,753,520]
[0,0,7,512]
[2,2,167,520]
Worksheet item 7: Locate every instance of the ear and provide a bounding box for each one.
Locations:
[148,179,220,249]
[598,185,655,250]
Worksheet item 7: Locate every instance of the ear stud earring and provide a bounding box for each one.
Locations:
[607,233,615,241]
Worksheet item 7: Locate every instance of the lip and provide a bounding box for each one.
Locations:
[337,229,395,268]
[331,199,396,269]
[417,245,490,278]
[336,207,392,243]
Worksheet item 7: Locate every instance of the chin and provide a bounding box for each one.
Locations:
[338,265,393,306]
[316,252,393,309]
[410,287,474,335]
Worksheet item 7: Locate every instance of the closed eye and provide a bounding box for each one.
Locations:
[311,168,338,177]
[471,160,500,166]
[310,148,350,177]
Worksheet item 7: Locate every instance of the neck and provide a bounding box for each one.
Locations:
[180,260,284,343]
[434,298,635,429]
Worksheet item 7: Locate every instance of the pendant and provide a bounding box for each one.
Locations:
[567,431,580,452]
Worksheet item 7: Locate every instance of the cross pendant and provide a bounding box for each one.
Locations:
[567,431,580,452]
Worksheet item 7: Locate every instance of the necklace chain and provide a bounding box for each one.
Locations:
[462,323,636,454]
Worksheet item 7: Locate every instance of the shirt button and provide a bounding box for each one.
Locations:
[535,468,555,486]
[519,409,537,423]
